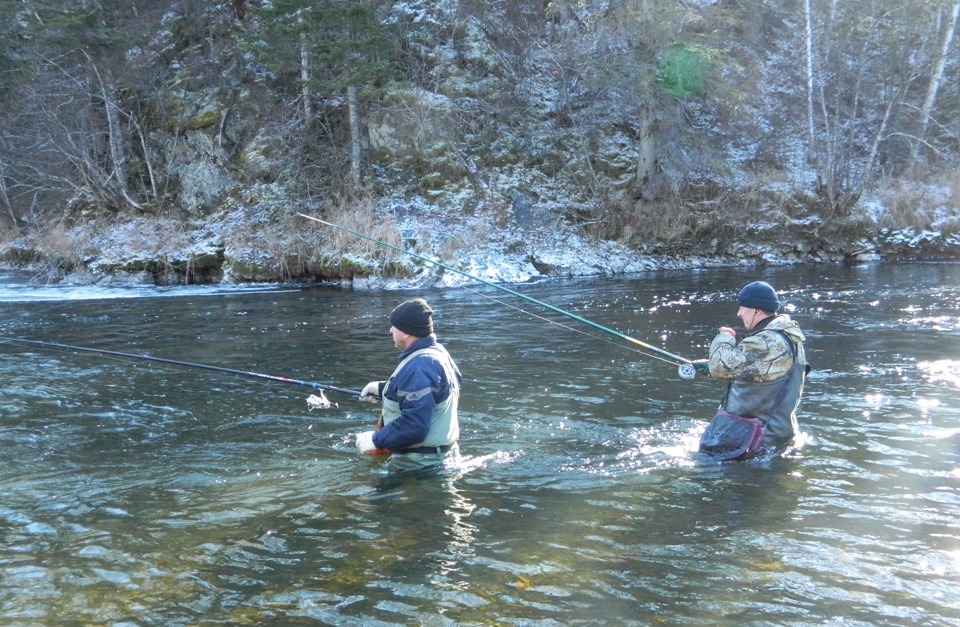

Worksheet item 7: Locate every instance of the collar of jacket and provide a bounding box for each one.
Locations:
[397,334,437,360]
[744,314,780,337]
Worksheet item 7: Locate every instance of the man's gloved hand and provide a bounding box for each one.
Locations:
[359,381,381,403]
[679,360,711,380]
[692,360,711,376]
[355,430,378,454]
[355,430,390,455]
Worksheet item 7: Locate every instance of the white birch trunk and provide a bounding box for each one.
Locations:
[300,30,312,122]
[348,84,361,186]
[804,0,816,151]
[136,124,159,205]
[918,2,960,147]
[103,86,125,185]
[865,92,898,178]
[98,70,140,208]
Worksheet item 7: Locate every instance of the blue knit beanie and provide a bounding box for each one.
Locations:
[737,281,780,312]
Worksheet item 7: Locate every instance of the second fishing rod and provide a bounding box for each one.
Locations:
[298,213,705,380]
[0,336,364,399]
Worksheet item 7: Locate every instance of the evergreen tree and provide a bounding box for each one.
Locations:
[244,0,401,187]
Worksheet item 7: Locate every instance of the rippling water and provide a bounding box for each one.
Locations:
[1,262,959,625]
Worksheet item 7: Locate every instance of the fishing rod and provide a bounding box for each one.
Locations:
[298,213,704,380]
[0,337,363,398]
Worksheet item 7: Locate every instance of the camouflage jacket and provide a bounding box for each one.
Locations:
[708,314,806,382]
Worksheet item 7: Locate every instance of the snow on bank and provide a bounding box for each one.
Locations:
[3,201,957,290]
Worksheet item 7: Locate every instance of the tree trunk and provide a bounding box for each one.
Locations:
[635,105,658,200]
[300,29,312,122]
[865,89,900,179]
[135,122,160,206]
[348,84,361,187]
[0,159,19,230]
[96,67,139,209]
[804,0,816,155]
[915,1,960,161]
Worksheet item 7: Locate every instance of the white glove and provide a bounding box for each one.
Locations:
[359,381,381,403]
[355,430,378,454]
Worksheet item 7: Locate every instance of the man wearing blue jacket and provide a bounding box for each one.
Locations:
[355,298,461,472]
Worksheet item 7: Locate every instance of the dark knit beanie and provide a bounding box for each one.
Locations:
[389,298,434,337]
[737,281,780,312]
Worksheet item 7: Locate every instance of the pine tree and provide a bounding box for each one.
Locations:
[244,0,400,187]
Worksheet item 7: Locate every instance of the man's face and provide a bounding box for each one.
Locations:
[737,306,762,331]
[390,325,412,350]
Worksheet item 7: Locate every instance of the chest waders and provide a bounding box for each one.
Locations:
[380,347,460,472]
[721,330,808,449]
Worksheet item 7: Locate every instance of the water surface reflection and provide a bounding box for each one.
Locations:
[1,262,959,624]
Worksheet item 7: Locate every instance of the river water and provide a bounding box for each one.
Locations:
[0,261,958,625]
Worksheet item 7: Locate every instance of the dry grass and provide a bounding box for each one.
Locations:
[583,172,813,249]
[586,191,701,245]
[0,219,20,244]
[945,167,960,210]
[18,221,92,282]
[876,181,938,231]
[283,196,415,278]
[39,222,87,268]
[437,229,471,261]
[871,164,960,232]
[320,197,405,261]
[629,200,698,243]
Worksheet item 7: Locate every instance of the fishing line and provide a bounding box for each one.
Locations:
[370,252,682,365]
[0,336,363,398]
[458,284,680,366]
[299,213,702,378]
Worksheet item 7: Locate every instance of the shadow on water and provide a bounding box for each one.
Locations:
[0,263,959,624]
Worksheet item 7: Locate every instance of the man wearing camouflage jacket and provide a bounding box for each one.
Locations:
[706,281,809,450]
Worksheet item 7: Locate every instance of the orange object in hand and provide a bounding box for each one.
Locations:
[356,430,391,455]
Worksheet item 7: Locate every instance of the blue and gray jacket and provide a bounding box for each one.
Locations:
[370,335,461,452]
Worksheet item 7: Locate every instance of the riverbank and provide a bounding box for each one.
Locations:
[0,201,957,288]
